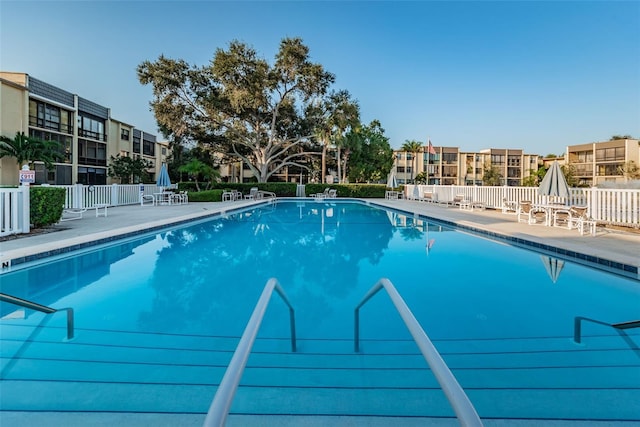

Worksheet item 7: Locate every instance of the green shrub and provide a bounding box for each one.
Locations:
[176,182,396,198]
[187,189,224,202]
[306,184,393,198]
[30,187,65,227]
[178,182,298,197]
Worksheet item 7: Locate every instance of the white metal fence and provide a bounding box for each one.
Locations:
[407,185,639,227]
[57,183,173,209]
[1,184,638,237]
[0,186,30,237]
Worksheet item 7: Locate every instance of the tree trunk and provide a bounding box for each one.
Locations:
[321,144,327,184]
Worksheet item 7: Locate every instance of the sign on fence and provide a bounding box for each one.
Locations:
[19,168,35,184]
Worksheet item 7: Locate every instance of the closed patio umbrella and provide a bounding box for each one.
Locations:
[538,160,571,203]
[540,255,564,284]
[386,173,398,189]
[156,164,171,190]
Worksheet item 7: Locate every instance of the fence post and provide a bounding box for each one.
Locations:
[72,184,84,209]
[111,184,119,206]
[20,184,30,234]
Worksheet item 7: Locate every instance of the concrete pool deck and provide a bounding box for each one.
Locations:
[1,198,638,280]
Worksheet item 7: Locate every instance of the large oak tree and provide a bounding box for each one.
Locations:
[138,37,338,182]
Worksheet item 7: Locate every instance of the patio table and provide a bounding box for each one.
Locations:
[532,203,568,227]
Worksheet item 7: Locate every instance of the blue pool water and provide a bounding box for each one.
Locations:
[1,200,639,422]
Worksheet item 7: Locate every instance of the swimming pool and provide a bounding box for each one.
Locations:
[1,200,638,423]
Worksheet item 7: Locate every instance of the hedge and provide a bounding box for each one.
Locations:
[30,186,66,228]
[177,182,399,199]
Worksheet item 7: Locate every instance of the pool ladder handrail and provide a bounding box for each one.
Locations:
[0,292,74,340]
[203,278,296,427]
[355,278,483,427]
[573,316,640,356]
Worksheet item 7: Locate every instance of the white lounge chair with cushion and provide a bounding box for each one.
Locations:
[554,206,595,235]
[517,201,546,225]
[311,188,330,198]
[61,207,87,221]
[245,187,260,200]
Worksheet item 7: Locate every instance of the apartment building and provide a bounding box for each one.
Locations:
[0,72,164,185]
[394,145,540,186]
[566,139,640,187]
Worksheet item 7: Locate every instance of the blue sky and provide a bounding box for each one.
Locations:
[1,1,639,155]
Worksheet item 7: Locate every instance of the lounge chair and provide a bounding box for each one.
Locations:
[502,198,517,214]
[60,207,87,221]
[257,189,276,199]
[517,201,546,225]
[553,206,595,235]
[171,191,188,204]
[421,192,437,204]
[327,189,337,198]
[448,194,467,208]
[312,188,330,198]
[245,187,260,200]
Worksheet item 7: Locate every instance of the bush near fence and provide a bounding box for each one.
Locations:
[177,182,394,198]
[178,182,298,197]
[187,189,224,202]
[30,187,65,227]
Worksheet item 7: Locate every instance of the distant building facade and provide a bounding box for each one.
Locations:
[0,72,165,185]
[566,139,640,187]
[394,145,540,186]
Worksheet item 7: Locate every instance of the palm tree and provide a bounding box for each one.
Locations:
[400,140,422,183]
[0,131,63,170]
[178,159,220,191]
[313,91,359,184]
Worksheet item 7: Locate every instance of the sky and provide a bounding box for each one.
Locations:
[1,1,639,156]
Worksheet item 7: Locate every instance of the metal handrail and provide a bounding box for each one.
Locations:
[574,316,640,346]
[203,278,296,427]
[355,278,483,427]
[0,293,74,340]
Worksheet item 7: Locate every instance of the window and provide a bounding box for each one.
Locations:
[78,114,106,141]
[121,129,130,140]
[143,138,155,156]
[597,164,623,176]
[78,139,107,166]
[29,99,73,134]
[596,147,625,162]
[33,164,72,185]
[133,135,141,153]
[491,154,505,165]
[77,167,107,185]
[442,153,458,164]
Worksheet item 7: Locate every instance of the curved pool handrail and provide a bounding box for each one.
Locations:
[0,292,74,340]
[354,278,483,427]
[203,278,296,427]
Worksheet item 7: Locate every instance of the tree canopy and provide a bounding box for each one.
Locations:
[344,120,394,183]
[138,37,344,182]
[108,155,153,184]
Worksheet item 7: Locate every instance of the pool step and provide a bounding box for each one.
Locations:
[1,324,638,422]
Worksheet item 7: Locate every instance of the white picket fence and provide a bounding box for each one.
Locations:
[1,184,638,237]
[56,183,173,209]
[0,186,30,237]
[406,185,640,227]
